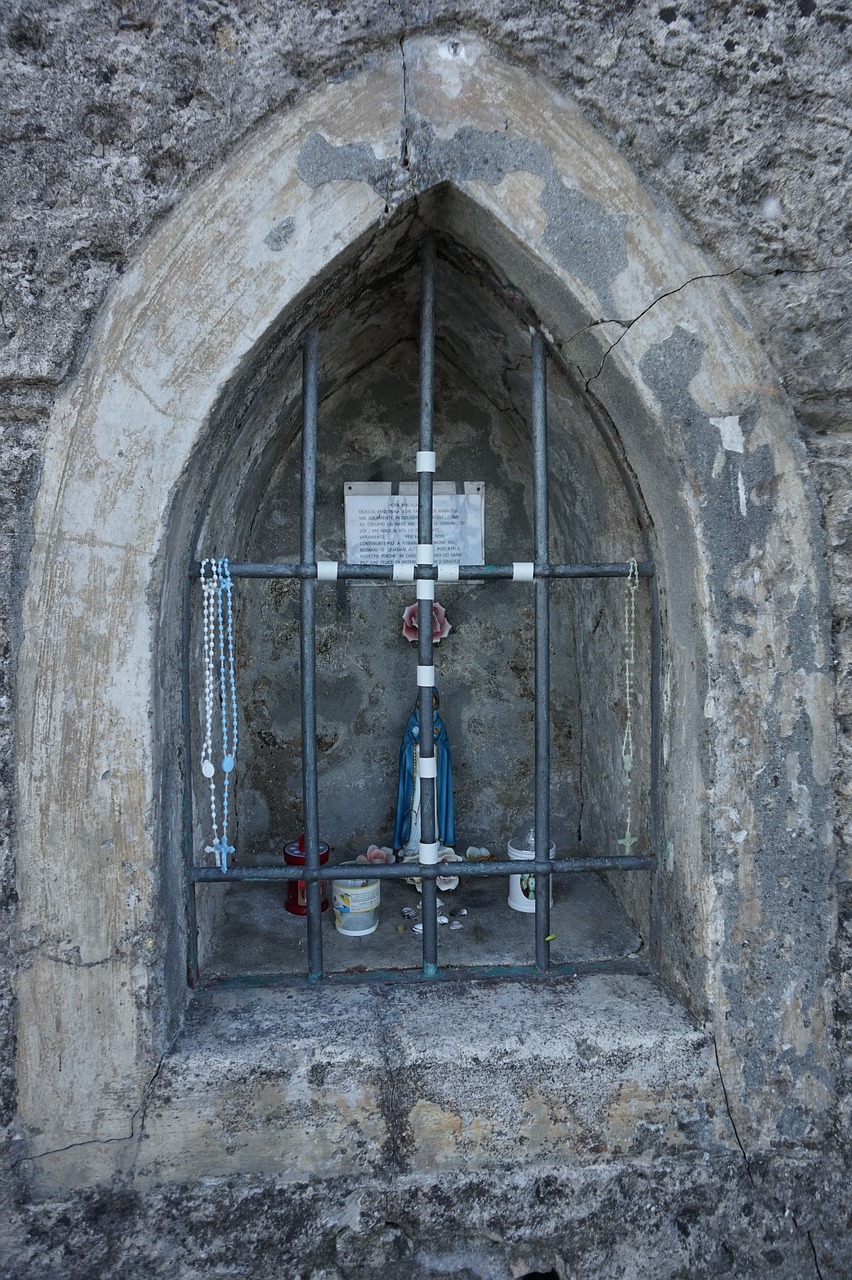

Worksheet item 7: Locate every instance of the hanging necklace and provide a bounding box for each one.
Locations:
[216,558,237,871]
[200,556,238,871]
[618,557,639,857]
[200,559,220,853]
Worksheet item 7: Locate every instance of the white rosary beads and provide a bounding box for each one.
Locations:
[200,557,238,870]
[618,557,639,857]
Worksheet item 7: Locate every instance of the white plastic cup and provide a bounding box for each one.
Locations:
[507,840,556,913]
[332,869,381,936]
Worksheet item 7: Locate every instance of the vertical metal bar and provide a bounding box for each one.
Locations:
[649,576,661,860]
[418,236,438,978]
[301,327,323,982]
[531,329,551,971]
[182,566,200,985]
[649,568,663,956]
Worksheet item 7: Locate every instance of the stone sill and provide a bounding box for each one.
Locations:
[201,872,644,979]
[132,972,734,1187]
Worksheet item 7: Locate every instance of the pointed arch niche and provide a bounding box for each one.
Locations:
[16,38,835,1184]
[188,201,658,983]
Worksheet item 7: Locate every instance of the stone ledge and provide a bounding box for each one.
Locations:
[11,1152,846,1280]
[133,973,733,1187]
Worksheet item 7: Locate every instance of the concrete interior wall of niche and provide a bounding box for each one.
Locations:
[190,227,656,977]
[14,36,834,1194]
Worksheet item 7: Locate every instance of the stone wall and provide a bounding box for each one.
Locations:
[1,2,849,1276]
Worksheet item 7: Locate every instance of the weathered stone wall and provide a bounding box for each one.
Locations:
[1,1,849,1275]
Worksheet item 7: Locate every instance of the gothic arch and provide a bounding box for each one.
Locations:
[16,36,834,1183]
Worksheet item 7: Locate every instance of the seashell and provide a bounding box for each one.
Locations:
[402,906,417,919]
[449,906,468,918]
[465,846,491,861]
[449,920,464,930]
[412,921,423,935]
[437,914,449,925]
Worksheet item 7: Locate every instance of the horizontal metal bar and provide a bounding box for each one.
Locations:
[191,855,656,883]
[188,561,655,581]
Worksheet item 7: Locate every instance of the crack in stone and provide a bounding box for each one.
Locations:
[712,1035,826,1280]
[807,1230,827,1280]
[33,950,115,969]
[399,38,411,176]
[373,990,407,1174]
[578,259,851,392]
[712,1034,756,1183]
[15,1041,171,1167]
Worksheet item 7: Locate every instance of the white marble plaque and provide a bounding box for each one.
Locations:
[345,482,484,565]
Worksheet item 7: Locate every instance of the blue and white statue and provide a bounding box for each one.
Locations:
[393,688,455,854]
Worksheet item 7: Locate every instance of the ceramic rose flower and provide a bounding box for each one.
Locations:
[356,845,395,865]
[436,849,463,892]
[402,601,452,644]
[404,846,461,892]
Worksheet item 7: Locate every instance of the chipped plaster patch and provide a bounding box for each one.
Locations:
[434,39,480,98]
[710,414,745,452]
[780,981,811,1057]
[264,217,295,251]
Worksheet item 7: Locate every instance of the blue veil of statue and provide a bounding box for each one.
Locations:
[393,688,455,849]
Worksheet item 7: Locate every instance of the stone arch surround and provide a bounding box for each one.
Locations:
[15,36,834,1186]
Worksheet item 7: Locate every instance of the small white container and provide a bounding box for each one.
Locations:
[332,869,381,936]
[507,833,556,913]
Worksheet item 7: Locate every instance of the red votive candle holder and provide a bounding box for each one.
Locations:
[283,835,330,915]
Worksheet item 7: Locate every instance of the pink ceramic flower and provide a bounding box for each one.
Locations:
[402,601,452,644]
[436,849,463,892]
[356,845,395,865]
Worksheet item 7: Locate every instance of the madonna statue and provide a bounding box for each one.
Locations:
[393,688,455,854]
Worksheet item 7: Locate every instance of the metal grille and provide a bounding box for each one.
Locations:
[182,237,660,985]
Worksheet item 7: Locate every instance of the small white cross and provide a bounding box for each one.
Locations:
[618,829,637,856]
